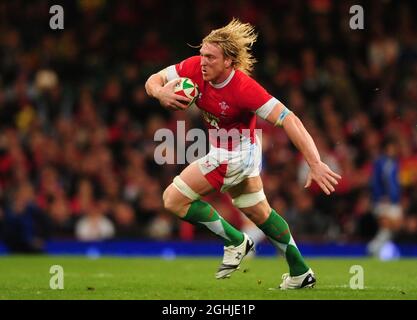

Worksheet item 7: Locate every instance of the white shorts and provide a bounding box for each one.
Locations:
[195,135,262,193]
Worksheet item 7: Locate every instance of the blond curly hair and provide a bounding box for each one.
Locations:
[201,18,258,75]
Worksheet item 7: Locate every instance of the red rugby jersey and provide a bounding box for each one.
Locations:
[166,56,278,150]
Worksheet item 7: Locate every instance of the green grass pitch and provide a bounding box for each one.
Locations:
[0,256,416,300]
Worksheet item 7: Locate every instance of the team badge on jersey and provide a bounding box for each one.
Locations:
[219,101,230,115]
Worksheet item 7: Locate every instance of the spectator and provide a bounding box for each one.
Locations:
[112,202,143,239]
[287,190,331,242]
[47,195,76,239]
[75,202,115,241]
[2,182,51,253]
[0,1,416,244]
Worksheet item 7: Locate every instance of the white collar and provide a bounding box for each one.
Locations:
[209,69,235,89]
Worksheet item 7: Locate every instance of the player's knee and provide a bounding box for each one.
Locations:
[163,176,200,214]
[232,189,271,224]
[232,189,266,209]
[162,186,180,213]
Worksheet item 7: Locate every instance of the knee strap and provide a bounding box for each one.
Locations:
[232,189,266,208]
[172,176,201,201]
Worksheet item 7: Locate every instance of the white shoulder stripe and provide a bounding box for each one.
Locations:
[255,97,279,119]
[166,65,179,81]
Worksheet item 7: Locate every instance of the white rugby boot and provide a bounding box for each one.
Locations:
[279,268,316,289]
[215,233,255,279]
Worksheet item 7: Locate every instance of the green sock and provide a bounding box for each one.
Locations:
[258,209,309,276]
[182,200,244,247]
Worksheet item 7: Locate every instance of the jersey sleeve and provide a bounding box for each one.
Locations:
[239,77,280,119]
[166,56,201,82]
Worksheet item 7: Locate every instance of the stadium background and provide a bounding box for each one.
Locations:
[0,0,416,256]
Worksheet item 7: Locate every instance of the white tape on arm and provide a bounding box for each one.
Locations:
[255,97,279,119]
[274,107,292,127]
[166,65,180,82]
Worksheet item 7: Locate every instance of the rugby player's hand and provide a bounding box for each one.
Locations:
[156,79,191,111]
[304,161,341,195]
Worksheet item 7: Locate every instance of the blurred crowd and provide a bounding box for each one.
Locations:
[0,0,417,252]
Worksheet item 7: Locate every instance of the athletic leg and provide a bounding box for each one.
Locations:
[228,176,315,289]
[163,162,244,247]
